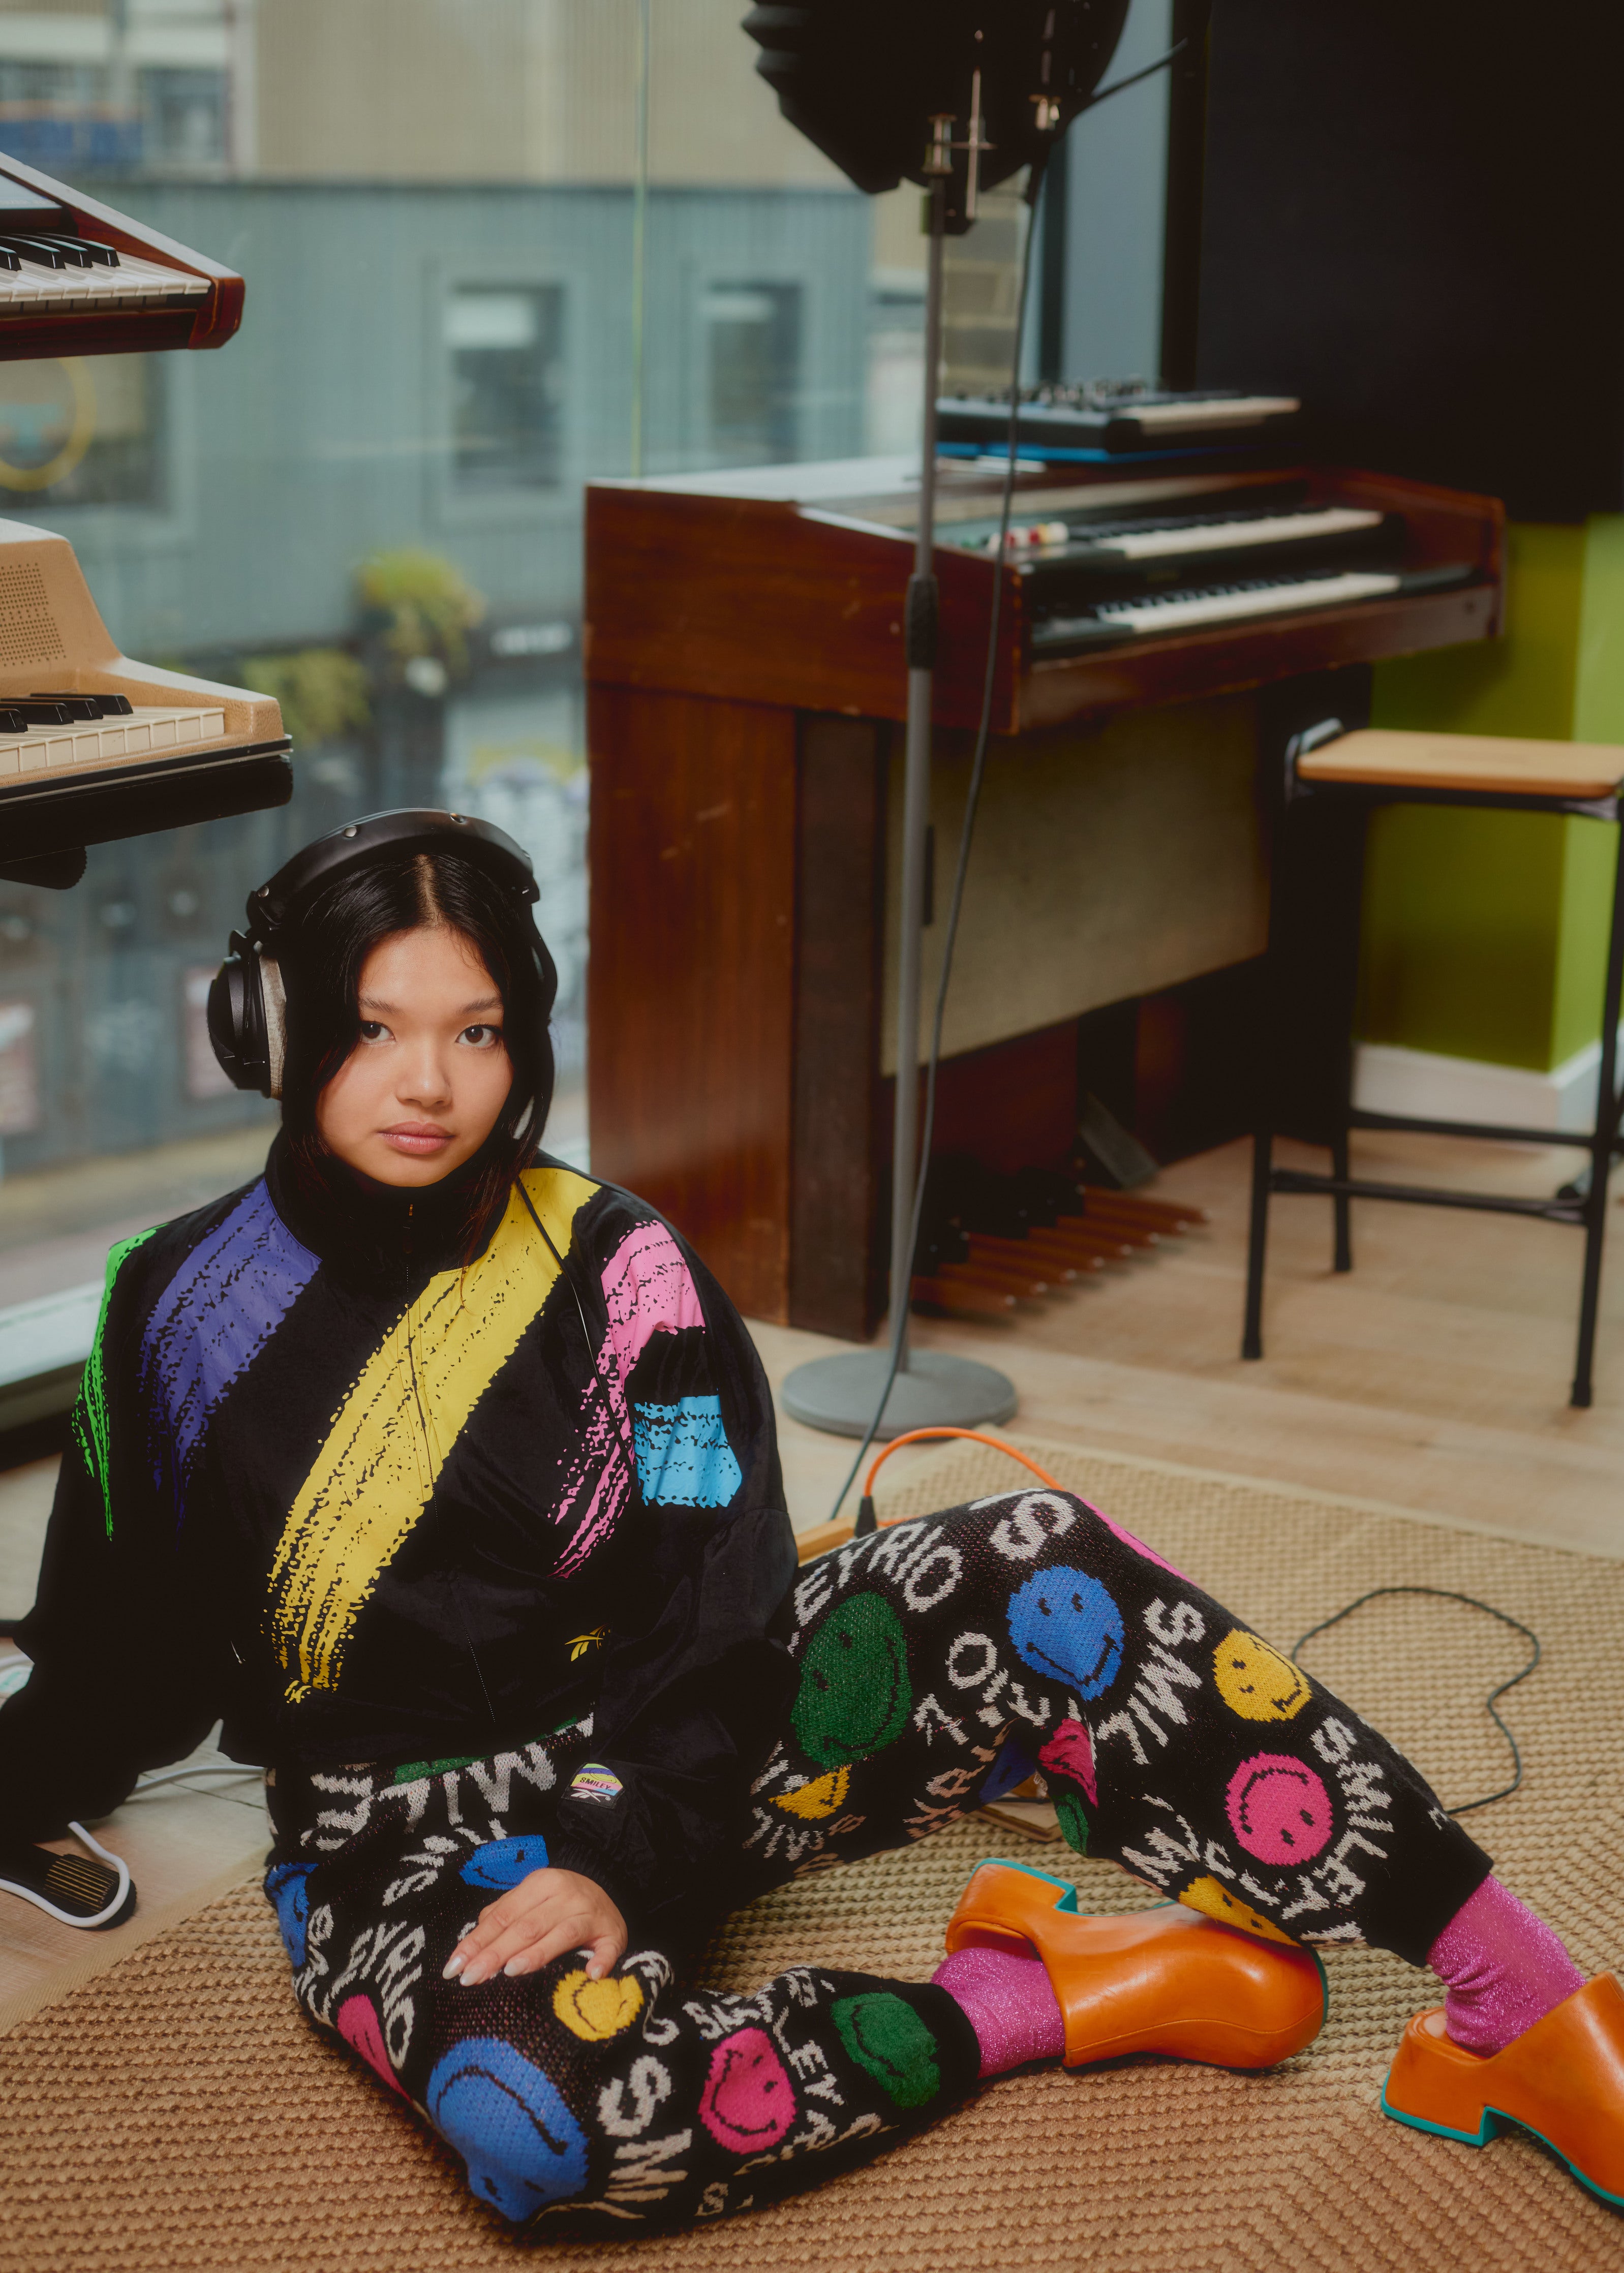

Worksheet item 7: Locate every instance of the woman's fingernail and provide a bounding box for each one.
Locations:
[458,1964,482,1987]
[442,1953,465,1980]
[503,1957,525,1977]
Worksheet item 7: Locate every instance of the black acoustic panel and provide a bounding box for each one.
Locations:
[1193,0,1624,521]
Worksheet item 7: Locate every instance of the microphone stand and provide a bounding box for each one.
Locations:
[781,108,1017,1446]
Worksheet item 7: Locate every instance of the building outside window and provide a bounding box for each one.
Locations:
[703,281,801,465]
[0,356,165,510]
[0,0,905,1345]
[447,285,565,494]
[139,67,229,170]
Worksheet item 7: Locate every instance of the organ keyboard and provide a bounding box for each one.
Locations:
[0,521,289,880]
[0,152,242,361]
[586,455,1503,732]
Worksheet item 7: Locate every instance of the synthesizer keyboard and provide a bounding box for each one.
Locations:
[0,153,241,359]
[938,384,1303,459]
[0,522,288,872]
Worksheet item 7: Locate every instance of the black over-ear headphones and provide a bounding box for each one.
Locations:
[207,809,546,1098]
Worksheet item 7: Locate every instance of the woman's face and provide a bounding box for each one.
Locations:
[315,924,512,1187]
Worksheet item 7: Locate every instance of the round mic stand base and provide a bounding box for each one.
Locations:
[780,1346,1017,1440]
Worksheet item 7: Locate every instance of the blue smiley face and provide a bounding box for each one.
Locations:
[459,1835,550,1892]
[1007,1566,1124,1699]
[425,2038,589,2222]
[264,1862,314,1968]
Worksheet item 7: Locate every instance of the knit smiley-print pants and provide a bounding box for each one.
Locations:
[263,1490,1491,2231]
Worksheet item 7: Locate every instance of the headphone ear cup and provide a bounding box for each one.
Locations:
[206,933,272,1096]
[261,957,288,1100]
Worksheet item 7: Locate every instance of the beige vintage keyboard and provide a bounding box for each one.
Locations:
[0,699,228,777]
[0,521,289,878]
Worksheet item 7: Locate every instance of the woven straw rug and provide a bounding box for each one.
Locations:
[4,1438,1623,2273]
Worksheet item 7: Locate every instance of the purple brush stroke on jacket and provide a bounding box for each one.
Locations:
[140,1180,318,1516]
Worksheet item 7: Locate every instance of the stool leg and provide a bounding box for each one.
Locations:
[1571,818,1624,1407]
[1331,1130,1353,1273]
[1243,1130,1272,1360]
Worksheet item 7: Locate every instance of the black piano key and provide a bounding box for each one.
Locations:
[4,700,80,724]
[34,237,95,270]
[0,236,66,269]
[0,248,18,273]
[51,237,118,269]
[29,691,134,716]
[0,708,30,734]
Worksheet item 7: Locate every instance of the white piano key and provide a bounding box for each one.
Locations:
[0,250,209,318]
[1127,394,1301,432]
[1094,570,1402,635]
[0,705,227,776]
[1093,507,1386,562]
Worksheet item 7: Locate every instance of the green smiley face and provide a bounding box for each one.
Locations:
[791,1590,912,1767]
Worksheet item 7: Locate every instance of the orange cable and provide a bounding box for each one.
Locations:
[863,1427,1060,1501]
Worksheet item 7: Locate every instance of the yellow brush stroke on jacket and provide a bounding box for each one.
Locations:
[268,1166,595,1700]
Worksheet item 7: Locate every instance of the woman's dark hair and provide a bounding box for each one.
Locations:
[278,847,557,1248]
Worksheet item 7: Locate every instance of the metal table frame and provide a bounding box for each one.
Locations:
[1242,753,1624,1409]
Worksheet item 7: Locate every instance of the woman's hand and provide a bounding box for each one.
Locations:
[443,1867,627,1986]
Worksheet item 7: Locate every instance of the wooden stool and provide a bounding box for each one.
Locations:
[1243,725,1624,1408]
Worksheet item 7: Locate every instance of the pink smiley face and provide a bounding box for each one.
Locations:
[698,2025,795,2153]
[335,1994,407,2095]
[1225,1754,1334,1865]
[1038,1717,1097,1804]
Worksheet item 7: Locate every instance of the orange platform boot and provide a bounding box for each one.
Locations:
[1383,1975,1624,2206]
[944,1859,1326,2070]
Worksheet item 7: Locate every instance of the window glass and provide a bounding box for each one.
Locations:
[448,286,565,492]
[703,283,801,465]
[0,0,922,1318]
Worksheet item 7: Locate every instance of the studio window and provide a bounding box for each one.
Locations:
[446,285,564,494]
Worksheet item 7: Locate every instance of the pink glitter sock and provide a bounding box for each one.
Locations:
[1428,1876,1585,2055]
[932,1945,1065,2078]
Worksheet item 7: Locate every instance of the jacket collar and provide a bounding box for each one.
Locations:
[264,1130,506,1289]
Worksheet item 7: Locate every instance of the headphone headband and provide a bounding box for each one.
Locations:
[244,808,539,942]
[209,808,547,1099]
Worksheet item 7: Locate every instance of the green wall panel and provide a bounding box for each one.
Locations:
[1361,521,1623,1074]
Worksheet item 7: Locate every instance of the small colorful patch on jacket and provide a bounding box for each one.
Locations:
[568,1763,623,1807]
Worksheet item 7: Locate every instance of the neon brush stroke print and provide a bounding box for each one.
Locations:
[549,1221,708,1577]
[265,1167,594,1699]
[138,1180,319,1523]
[72,1222,161,1536]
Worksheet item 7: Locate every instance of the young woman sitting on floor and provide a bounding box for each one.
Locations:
[1,810,1616,2230]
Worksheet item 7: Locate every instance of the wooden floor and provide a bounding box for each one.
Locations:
[756,1128,1624,1558]
[1,1124,1619,2024]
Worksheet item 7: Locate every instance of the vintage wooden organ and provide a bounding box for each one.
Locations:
[584,452,1503,1337]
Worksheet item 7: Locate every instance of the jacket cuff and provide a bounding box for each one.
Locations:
[545,1833,642,1927]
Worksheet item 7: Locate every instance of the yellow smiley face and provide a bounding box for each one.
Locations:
[773,1765,851,1820]
[1213,1627,1310,1722]
[552,1968,645,2043]
[1179,1875,1296,1946]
